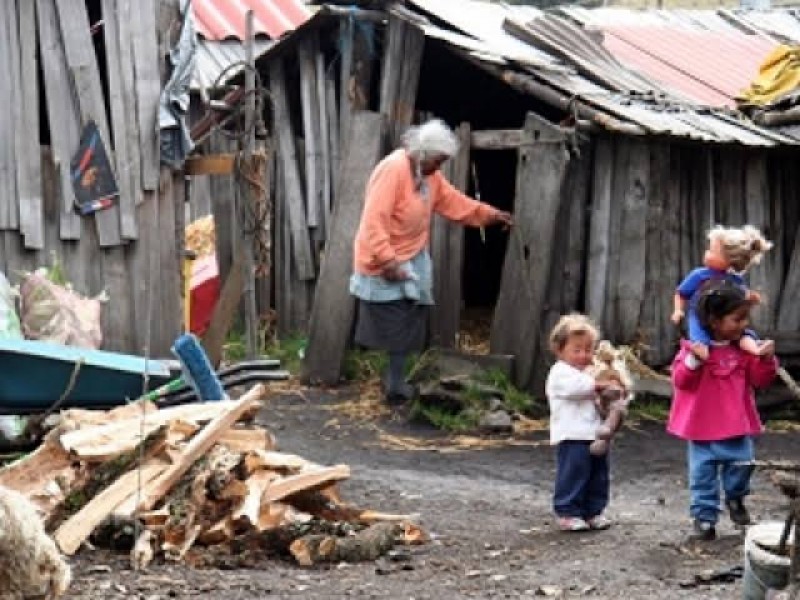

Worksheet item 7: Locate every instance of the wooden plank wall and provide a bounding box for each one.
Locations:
[490,113,570,392]
[429,123,471,349]
[586,140,797,368]
[0,1,184,356]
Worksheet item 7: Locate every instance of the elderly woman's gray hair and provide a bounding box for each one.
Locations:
[402,119,459,160]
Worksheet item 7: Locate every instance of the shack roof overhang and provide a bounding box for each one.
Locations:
[239,1,800,147]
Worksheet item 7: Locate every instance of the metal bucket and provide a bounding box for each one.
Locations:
[742,522,792,599]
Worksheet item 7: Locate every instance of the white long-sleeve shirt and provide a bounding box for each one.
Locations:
[546,360,603,445]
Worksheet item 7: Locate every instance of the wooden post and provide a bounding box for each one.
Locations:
[585,136,614,329]
[744,153,777,331]
[242,10,258,358]
[379,16,424,148]
[430,123,470,348]
[302,112,385,385]
[490,113,570,392]
[611,138,649,343]
[270,59,315,281]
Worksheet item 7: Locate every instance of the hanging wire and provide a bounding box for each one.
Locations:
[196,61,273,147]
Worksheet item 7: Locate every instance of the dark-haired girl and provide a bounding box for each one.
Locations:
[668,279,778,541]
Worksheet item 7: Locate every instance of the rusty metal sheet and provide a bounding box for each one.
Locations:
[193,0,310,41]
[408,0,560,70]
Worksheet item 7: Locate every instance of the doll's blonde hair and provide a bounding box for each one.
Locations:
[708,224,773,273]
[549,313,599,355]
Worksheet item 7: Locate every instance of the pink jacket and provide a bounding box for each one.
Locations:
[668,340,777,442]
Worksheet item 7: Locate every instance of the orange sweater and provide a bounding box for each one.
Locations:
[353,149,498,276]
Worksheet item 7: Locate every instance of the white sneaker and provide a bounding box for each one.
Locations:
[587,514,612,530]
[557,516,590,532]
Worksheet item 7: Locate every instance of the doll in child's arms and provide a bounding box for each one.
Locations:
[586,341,634,456]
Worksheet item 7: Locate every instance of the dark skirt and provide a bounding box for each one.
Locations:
[354,299,428,354]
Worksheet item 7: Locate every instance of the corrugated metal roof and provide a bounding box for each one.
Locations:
[407,0,560,70]
[193,38,275,90]
[415,2,799,145]
[558,7,778,108]
[193,0,310,41]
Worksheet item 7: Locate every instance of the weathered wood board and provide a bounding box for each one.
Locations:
[430,123,470,349]
[490,113,569,391]
[302,112,385,385]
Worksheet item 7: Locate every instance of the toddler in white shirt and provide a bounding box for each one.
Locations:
[545,313,623,532]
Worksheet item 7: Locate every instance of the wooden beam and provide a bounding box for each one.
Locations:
[302,112,385,385]
[184,154,236,176]
[430,123,470,348]
[379,16,424,147]
[269,59,315,281]
[15,0,44,248]
[55,0,121,247]
[471,129,528,150]
[613,138,649,342]
[36,0,81,239]
[130,0,160,191]
[490,113,569,391]
[585,136,614,326]
[102,0,140,240]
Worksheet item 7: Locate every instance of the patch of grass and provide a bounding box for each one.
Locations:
[409,401,477,433]
[223,327,248,363]
[222,326,307,375]
[342,348,387,382]
[262,333,307,374]
[629,395,671,422]
[477,368,541,416]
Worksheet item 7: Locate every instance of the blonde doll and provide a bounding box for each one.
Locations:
[671,225,772,361]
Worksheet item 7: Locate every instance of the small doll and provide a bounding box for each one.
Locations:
[586,341,634,456]
[671,224,772,361]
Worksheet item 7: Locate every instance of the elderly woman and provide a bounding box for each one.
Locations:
[350,119,513,404]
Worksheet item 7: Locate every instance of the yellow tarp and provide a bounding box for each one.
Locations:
[738,45,800,106]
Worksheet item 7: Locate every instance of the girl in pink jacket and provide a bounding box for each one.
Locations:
[668,279,777,541]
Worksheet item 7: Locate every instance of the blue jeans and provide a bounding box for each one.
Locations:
[553,441,609,519]
[688,437,754,524]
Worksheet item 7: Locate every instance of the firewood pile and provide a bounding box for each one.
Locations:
[0,385,425,569]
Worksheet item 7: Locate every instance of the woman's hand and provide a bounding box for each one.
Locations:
[492,210,513,230]
[381,259,410,281]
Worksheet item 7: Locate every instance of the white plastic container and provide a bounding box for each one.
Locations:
[742,521,792,599]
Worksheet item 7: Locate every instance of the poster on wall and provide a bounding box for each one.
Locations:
[70,120,119,216]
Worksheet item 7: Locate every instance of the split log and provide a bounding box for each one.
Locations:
[60,400,258,460]
[131,529,156,570]
[289,521,401,566]
[0,428,77,514]
[242,449,312,476]
[54,461,168,555]
[232,470,280,530]
[135,385,266,512]
[287,489,416,525]
[262,465,351,503]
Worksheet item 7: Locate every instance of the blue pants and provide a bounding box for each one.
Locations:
[687,437,754,524]
[553,441,609,519]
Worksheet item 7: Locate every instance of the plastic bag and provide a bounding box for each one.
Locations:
[19,270,104,348]
[0,271,22,340]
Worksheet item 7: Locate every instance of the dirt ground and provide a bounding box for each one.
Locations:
[65,388,800,599]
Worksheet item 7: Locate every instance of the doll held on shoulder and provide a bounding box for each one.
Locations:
[671,224,772,361]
